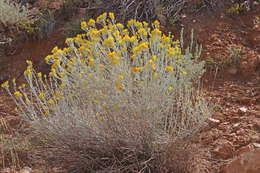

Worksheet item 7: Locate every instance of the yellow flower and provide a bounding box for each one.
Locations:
[162,34,170,43]
[81,21,87,29]
[48,99,55,105]
[12,78,16,84]
[1,81,9,88]
[88,73,93,78]
[59,83,65,89]
[18,84,26,90]
[137,28,145,34]
[182,71,187,76]
[118,75,124,80]
[116,23,124,29]
[42,106,49,115]
[151,64,156,71]
[14,91,22,97]
[14,107,18,112]
[65,38,73,44]
[166,66,174,72]
[110,60,119,65]
[103,37,114,47]
[117,85,123,91]
[109,12,115,20]
[135,21,143,28]
[51,46,58,53]
[143,21,148,26]
[152,56,157,62]
[59,72,65,79]
[25,98,29,103]
[89,58,94,66]
[114,102,119,107]
[96,12,107,23]
[132,67,144,72]
[153,20,160,26]
[129,36,137,42]
[153,73,158,78]
[38,93,46,100]
[113,55,120,61]
[37,72,42,78]
[127,19,135,27]
[151,28,161,36]
[107,51,116,59]
[26,60,32,66]
[24,67,32,76]
[168,87,173,91]
[45,55,51,63]
[98,64,104,70]
[102,102,107,107]
[88,19,95,25]
[139,42,149,50]
[122,29,129,36]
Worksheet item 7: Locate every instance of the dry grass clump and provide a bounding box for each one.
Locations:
[160,139,194,173]
[32,110,164,172]
[59,0,187,24]
[2,13,211,172]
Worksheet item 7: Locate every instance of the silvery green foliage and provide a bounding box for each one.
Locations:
[10,19,209,136]
[0,0,31,27]
[3,16,211,171]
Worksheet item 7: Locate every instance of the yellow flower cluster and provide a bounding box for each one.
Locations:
[1,12,199,120]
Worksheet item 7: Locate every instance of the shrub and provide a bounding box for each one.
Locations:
[0,0,32,27]
[2,13,211,172]
[58,0,187,24]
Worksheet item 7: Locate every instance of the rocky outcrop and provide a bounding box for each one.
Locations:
[221,149,260,173]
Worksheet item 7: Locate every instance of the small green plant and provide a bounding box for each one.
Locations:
[254,16,260,25]
[62,16,91,37]
[205,46,242,70]
[2,13,211,172]
[228,45,242,64]
[18,21,37,34]
[226,3,243,16]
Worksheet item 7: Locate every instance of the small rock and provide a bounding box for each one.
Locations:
[233,123,240,129]
[181,14,186,19]
[221,149,260,173]
[48,2,61,10]
[5,116,20,128]
[212,112,225,122]
[207,117,221,126]
[230,116,240,123]
[253,119,260,131]
[251,135,260,143]
[213,139,235,159]
[78,8,87,17]
[237,144,253,156]
[252,110,260,118]
[238,107,248,115]
[253,143,260,148]
[227,66,238,75]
